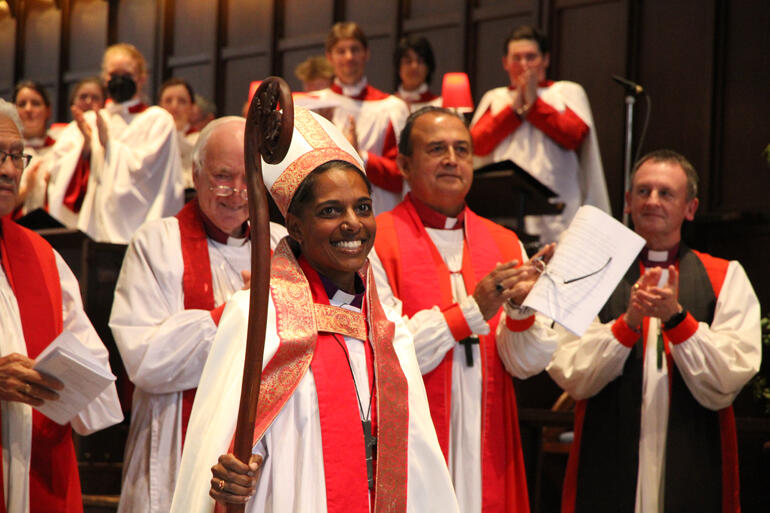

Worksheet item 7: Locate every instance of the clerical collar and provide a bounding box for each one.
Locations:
[318,272,365,309]
[195,199,248,246]
[508,79,554,90]
[640,244,679,268]
[332,77,368,98]
[409,193,465,230]
[105,98,147,115]
[398,83,429,102]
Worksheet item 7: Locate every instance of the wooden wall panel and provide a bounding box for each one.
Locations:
[279,0,332,86]
[227,0,272,47]
[168,0,217,105]
[223,55,270,115]
[23,5,61,115]
[637,0,716,199]
[116,0,158,100]
[69,1,108,76]
[0,14,16,98]
[409,0,464,19]
[550,0,628,216]
[172,0,216,56]
[715,2,770,213]
[283,0,332,40]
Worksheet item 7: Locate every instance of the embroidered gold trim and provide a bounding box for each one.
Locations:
[314,303,367,340]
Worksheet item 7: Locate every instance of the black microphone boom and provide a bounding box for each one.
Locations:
[612,75,644,95]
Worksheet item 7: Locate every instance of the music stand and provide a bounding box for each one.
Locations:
[467,160,563,244]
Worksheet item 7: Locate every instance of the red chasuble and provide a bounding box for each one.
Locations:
[239,240,409,513]
[374,197,531,513]
[0,217,81,513]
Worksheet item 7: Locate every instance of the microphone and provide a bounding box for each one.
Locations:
[612,75,644,95]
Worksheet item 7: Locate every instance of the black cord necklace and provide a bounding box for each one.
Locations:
[332,333,377,491]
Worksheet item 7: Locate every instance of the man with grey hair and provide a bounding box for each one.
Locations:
[548,149,760,513]
[109,116,286,513]
[0,98,122,512]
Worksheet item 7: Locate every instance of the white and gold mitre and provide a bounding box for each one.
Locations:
[261,108,364,216]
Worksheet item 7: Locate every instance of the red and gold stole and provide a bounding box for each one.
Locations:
[248,240,409,513]
[0,217,82,513]
[375,197,531,513]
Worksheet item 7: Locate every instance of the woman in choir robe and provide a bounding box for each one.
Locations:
[394,36,441,113]
[12,81,56,215]
[170,108,459,513]
[159,77,199,191]
[69,77,106,115]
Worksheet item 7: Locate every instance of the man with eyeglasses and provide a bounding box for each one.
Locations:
[547,150,760,513]
[109,116,286,513]
[0,98,123,512]
[470,25,609,244]
[371,107,558,513]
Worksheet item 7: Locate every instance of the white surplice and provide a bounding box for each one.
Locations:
[169,284,460,513]
[110,217,286,513]
[0,250,123,513]
[470,82,609,243]
[19,138,54,215]
[47,100,184,243]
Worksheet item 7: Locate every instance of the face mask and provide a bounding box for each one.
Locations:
[107,74,137,103]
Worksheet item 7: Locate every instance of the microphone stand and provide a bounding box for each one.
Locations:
[622,93,635,226]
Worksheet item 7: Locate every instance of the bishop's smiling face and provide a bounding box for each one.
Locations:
[286,166,375,293]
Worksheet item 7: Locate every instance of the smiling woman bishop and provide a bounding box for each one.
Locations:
[169,108,460,513]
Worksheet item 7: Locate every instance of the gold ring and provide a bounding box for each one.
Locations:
[217,479,225,491]
[633,283,640,291]
[23,383,31,395]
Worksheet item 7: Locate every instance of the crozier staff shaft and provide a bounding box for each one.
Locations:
[227,77,294,513]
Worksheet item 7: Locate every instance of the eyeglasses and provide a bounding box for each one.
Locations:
[209,185,248,200]
[0,150,32,170]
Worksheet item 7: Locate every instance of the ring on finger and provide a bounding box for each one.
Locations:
[633,283,640,291]
[22,383,31,395]
[217,478,226,491]
[495,282,504,294]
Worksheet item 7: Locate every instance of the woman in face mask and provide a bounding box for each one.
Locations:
[45,43,184,244]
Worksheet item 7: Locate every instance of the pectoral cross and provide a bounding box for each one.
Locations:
[362,419,377,490]
[459,336,479,366]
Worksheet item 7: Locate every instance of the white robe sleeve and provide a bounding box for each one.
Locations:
[494,240,557,378]
[369,249,488,374]
[669,261,761,410]
[169,292,278,513]
[80,108,184,243]
[56,251,123,435]
[109,220,218,393]
[546,318,632,400]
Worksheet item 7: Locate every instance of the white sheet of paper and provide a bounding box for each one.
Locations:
[522,205,646,336]
[33,331,116,425]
